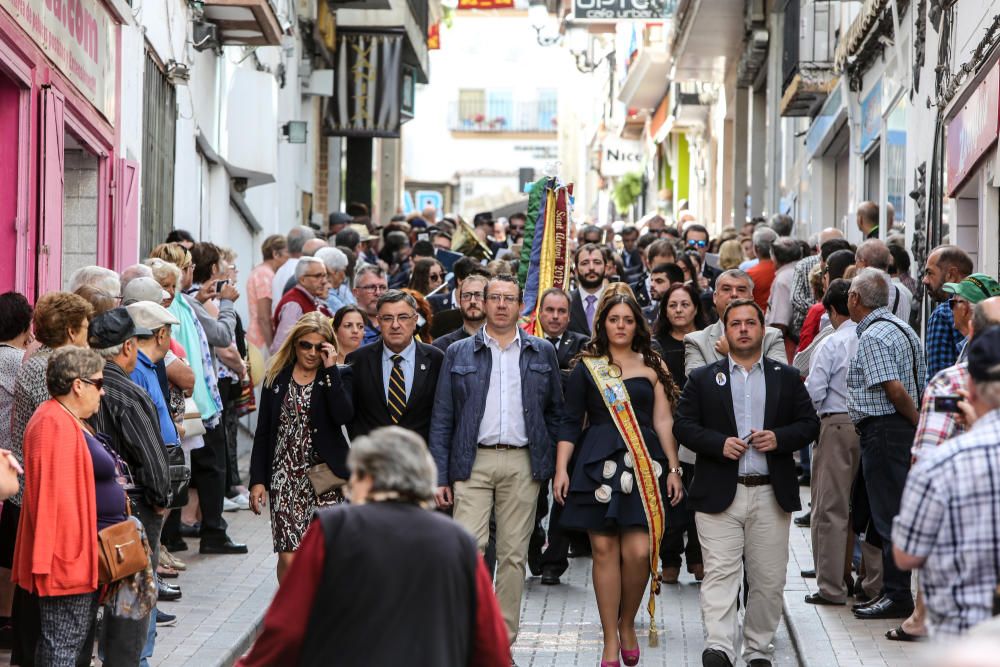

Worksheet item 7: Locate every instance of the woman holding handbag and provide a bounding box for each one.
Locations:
[13,347,129,666]
[249,312,353,581]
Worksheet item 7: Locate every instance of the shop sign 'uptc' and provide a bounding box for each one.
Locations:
[573,0,670,22]
[0,0,117,121]
[946,63,1000,196]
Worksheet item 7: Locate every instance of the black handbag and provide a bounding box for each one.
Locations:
[166,444,191,509]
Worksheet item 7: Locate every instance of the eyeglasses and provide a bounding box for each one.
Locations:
[357,284,388,294]
[460,292,485,302]
[428,273,444,281]
[297,341,325,352]
[509,225,525,233]
[486,294,518,304]
[79,377,104,391]
[949,297,969,310]
[377,314,416,326]
[687,239,708,248]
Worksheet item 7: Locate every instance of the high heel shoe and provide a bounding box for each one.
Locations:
[621,647,640,666]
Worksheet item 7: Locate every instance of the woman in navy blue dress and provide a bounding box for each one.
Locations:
[554,289,683,666]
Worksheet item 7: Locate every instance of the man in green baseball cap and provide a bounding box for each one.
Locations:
[943,273,1000,360]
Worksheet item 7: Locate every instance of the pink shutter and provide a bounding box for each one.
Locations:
[38,85,64,294]
[115,158,140,269]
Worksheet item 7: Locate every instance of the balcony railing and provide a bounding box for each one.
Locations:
[449,99,558,133]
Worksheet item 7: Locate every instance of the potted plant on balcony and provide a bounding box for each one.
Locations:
[490,116,507,130]
[473,113,485,129]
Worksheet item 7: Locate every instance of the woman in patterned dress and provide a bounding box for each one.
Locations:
[249,312,353,581]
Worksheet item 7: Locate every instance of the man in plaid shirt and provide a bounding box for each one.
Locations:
[893,323,1000,637]
[847,268,926,621]
[921,246,973,380]
[789,229,845,338]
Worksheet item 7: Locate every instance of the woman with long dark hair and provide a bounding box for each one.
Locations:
[652,282,706,584]
[553,285,683,666]
[407,258,445,297]
[332,306,369,365]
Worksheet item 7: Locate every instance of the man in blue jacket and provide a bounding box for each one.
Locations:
[429,274,564,647]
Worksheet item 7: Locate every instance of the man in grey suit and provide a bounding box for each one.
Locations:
[685,269,787,375]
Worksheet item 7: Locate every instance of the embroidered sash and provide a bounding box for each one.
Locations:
[583,356,666,646]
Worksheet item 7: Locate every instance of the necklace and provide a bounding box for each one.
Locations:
[55,400,95,435]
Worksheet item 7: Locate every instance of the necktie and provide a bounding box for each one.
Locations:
[585,294,597,331]
[547,336,560,348]
[388,354,406,424]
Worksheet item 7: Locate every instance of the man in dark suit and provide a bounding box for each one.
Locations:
[683,223,722,288]
[528,288,590,584]
[432,273,490,352]
[620,225,644,284]
[345,289,444,443]
[673,298,819,667]
[568,243,608,337]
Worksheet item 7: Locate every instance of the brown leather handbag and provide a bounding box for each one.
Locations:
[97,508,149,585]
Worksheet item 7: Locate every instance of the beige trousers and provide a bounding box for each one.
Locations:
[810,413,860,602]
[696,484,790,665]
[453,447,540,644]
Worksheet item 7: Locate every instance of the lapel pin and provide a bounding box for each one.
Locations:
[420,364,426,371]
[715,372,727,387]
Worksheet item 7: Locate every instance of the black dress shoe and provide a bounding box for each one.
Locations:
[179,522,200,538]
[852,594,883,612]
[854,591,872,604]
[804,593,843,606]
[853,597,914,620]
[702,648,732,667]
[200,538,249,555]
[798,473,811,487]
[157,577,182,602]
[540,567,561,585]
[748,660,771,667]
[800,569,816,578]
[793,512,811,527]
[162,538,188,553]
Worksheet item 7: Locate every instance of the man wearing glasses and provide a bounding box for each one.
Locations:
[430,274,564,649]
[684,223,722,288]
[353,264,389,344]
[433,272,490,352]
[346,290,444,442]
[271,257,333,354]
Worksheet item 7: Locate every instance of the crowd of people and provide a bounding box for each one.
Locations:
[0,199,998,666]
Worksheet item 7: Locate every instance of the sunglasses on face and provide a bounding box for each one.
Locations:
[687,239,707,248]
[429,273,444,281]
[79,377,104,391]
[297,341,325,352]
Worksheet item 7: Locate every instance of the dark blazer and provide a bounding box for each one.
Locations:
[672,357,819,514]
[702,262,722,288]
[631,276,651,308]
[432,326,473,352]
[345,340,444,443]
[548,330,588,371]
[249,364,354,489]
[568,289,592,337]
[426,291,453,314]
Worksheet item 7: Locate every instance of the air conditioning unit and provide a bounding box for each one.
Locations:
[192,20,219,52]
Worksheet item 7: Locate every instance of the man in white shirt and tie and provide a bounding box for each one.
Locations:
[568,244,607,336]
[803,278,880,605]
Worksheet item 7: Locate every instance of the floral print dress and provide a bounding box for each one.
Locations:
[269,380,342,552]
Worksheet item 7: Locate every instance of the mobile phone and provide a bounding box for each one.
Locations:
[214,279,229,293]
[934,395,962,413]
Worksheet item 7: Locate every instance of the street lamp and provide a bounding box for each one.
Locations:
[566,25,613,74]
[529,2,561,47]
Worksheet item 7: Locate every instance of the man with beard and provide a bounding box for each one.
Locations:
[433,273,490,352]
[568,244,608,336]
[922,246,973,379]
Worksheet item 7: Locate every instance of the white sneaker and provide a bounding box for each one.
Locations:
[230,494,250,511]
[223,497,240,512]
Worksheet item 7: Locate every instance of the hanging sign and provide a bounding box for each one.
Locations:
[946,63,1000,196]
[601,138,644,177]
[573,0,669,22]
[0,0,117,121]
[326,30,403,138]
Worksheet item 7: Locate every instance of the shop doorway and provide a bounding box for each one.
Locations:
[0,73,19,294]
[61,131,100,289]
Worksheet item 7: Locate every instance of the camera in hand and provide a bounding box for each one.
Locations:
[933,395,962,413]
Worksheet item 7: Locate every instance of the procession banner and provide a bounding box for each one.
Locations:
[326,31,403,138]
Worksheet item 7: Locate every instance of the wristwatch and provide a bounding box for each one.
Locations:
[668,466,683,477]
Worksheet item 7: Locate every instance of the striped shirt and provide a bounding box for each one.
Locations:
[892,410,1000,637]
[847,308,926,423]
[88,361,172,508]
[911,363,969,462]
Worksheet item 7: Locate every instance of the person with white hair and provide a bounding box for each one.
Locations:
[120,263,153,295]
[847,267,925,622]
[315,247,352,313]
[271,226,316,310]
[67,265,120,298]
[271,257,332,354]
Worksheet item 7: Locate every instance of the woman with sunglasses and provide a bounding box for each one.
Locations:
[407,258,446,297]
[249,312,353,581]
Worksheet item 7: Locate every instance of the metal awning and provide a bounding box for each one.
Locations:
[618,50,672,110]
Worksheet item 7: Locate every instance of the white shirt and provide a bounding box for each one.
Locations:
[476,328,528,446]
[381,339,416,404]
[890,278,913,322]
[728,355,768,475]
[805,320,858,415]
[765,262,796,327]
[271,257,299,313]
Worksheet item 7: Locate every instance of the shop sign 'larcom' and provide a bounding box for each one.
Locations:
[0,0,116,121]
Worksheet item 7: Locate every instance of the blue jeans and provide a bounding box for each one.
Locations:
[859,414,914,605]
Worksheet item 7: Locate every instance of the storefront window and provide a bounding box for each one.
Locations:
[886,96,908,225]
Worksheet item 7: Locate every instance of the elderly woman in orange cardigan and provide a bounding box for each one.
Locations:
[13,346,126,666]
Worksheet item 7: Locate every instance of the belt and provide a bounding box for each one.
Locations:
[737,475,770,487]
[854,413,908,434]
[820,411,848,419]
[477,443,524,450]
